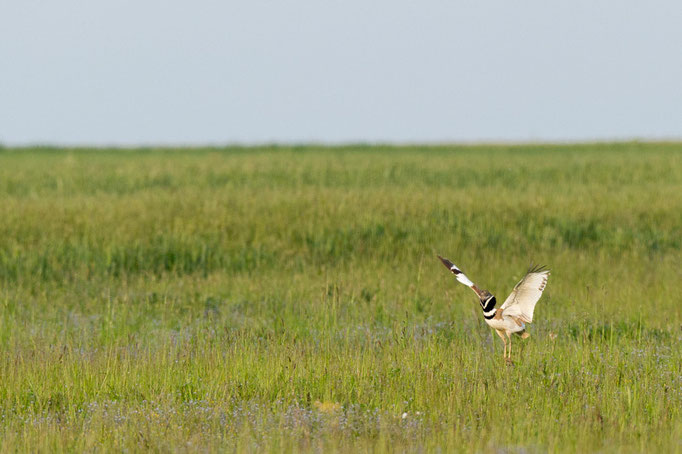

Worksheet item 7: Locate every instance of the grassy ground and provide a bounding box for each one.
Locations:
[0,143,680,452]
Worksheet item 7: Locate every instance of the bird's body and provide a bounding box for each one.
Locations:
[485,315,525,334]
[438,256,549,362]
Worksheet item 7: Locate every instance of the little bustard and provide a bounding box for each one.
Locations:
[438,256,550,362]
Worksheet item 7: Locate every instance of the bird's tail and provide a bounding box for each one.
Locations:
[437,255,475,287]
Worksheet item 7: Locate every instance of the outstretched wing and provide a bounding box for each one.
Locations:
[437,255,475,287]
[499,265,550,323]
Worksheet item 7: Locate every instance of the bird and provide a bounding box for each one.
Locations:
[437,256,550,363]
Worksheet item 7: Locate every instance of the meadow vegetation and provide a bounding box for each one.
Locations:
[0,143,680,452]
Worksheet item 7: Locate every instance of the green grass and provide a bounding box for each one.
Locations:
[0,143,680,452]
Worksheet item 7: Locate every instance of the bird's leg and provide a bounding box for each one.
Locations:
[505,332,513,364]
[495,330,507,360]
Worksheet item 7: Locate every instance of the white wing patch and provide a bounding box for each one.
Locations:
[500,266,550,323]
[452,266,474,287]
[438,256,475,287]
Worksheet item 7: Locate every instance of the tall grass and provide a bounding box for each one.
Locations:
[0,143,680,452]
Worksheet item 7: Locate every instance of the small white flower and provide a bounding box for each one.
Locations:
[401,412,408,419]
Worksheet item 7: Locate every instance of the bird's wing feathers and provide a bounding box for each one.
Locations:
[500,265,550,323]
[437,256,475,287]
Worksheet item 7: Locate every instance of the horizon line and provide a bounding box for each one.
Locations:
[2,137,682,150]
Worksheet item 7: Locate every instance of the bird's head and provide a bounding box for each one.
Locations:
[477,289,495,305]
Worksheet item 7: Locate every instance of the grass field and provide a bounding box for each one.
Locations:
[0,143,680,452]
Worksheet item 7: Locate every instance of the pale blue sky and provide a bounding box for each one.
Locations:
[1,0,681,145]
